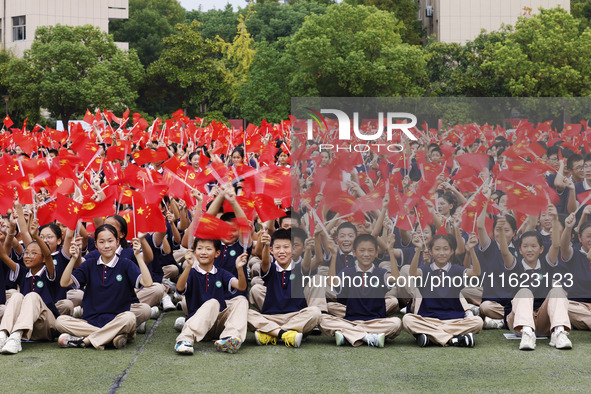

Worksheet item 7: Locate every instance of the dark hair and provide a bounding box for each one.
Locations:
[271,228,291,247]
[518,231,543,248]
[95,224,118,241]
[579,221,591,239]
[413,222,437,237]
[428,234,457,252]
[193,238,221,252]
[567,153,583,170]
[220,212,236,222]
[353,233,378,250]
[291,227,307,245]
[336,222,357,237]
[439,192,458,215]
[231,147,245,160]
[106,215,129,247]
[546,145,560,159]
[493,214,517,233]
[188,151,200,163]
[584,153,591,163]
[40,223,63,247]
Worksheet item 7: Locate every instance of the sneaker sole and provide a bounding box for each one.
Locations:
[293,332,303,348]
[215,338,241,354]
[113,336,128,349]
[335,332,346,346]
[176,348,194,355]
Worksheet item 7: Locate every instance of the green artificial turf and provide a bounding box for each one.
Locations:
[3,311,591,393]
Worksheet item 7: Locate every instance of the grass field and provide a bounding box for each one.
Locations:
[3,309,591,393]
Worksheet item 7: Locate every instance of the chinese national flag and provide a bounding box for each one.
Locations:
[253,193,286,222]
[505,184,547,216]
[54,193,82,230]
[106,145,127,161]
[0,156,24,182]
[80,195,116,220]
[135,203,166,233]
[119,209,136,241]
[0,184,13,214]
[3,115,13,128]
[193,212,235,240]
[577,190,591,206]
[83,109,94,124]
[37,200,57,226]
[455,153,490,174]
[222,195,256,221]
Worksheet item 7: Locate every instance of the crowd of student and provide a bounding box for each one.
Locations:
[1,114,591,355]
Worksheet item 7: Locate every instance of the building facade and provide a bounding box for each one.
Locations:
[0,0,128,56]
[417,0,570,43]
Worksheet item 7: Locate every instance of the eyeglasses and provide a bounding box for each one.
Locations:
[23,251,40,257]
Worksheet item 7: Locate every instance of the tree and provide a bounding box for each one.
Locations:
[110,0,185,66]
[186,4,240,43]
[147,21,231,115]
[571,0,591,31]
[482,8,591,96]
[6,25,144,128]
[344,0,423,44]
[284,4,428,97]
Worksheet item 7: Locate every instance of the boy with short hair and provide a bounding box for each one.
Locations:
[247,229,322,348]
[174,238,248,355]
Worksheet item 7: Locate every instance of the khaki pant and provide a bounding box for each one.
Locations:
[249,283,328,313]
[136,283,166,307]
[55,311,136,350]
[162,265,179,281]
[460,286,483,306]
[176,296,249,345]
[507,288,570,335]
[131,303,151,326]
[0,292,55,340]
[480,300,505,319]
[173,246,189,266]
[402,314,483,346]
[247,306,322,335]
[319,315,402,346]
[568,300,591,330]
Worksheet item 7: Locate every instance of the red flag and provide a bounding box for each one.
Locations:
[193,212,235,240]
[54,193,82,230]
[253,194,286,222]
[3,115,13,128]
[135,202,166,233]
[83,109,94,124]
[80,195,116,220]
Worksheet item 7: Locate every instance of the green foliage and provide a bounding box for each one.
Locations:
[284,4,428,97]
[6,25,144,127]
[571,0,591,30]
[147,21,231,115]
[186,4,239,43]
[482,8,591,97]
[110,0,185,66]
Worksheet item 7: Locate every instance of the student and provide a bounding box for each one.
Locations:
[55,224,153,350]
[174,239,248,355]
[402,233,483,347]
[506,208,569,350]
[319,233,402,347]
[0,218,57,354]
[247,229,322,347]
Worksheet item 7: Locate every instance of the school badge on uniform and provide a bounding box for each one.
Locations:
[37,281,44,288]
[116,274,123,282]
[229,250,236,257]
[289,273,296,281]
[215,281,222,288]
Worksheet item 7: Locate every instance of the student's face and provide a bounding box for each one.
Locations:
[498,195,508,209]
[320,152,330,166]
[438,198,452,216]
[547,154,559,170]
[96,230,118,261]
[232,152,243,165]
[494,222,515,244]
[580,228,591,252]
[23,243,43,269]
[585,162,591,180]
[353,240,378,270]
[430,151,441,162]
[190,154,200,168]
[40,227,61,253]
[278,152,289,165]
[105,218,124,242]
[280,218,293,230]
[194,241,220,265]
[430,239,453,266]
[538,211,552,230]
[291,237,304,259]
[519,236,543,264]
[270,239,292,266]
[572,160,584,181]
[336,228,356,253]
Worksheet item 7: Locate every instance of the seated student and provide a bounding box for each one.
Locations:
[55,225,153,350]
[319,233,402,347]
[402,233,483,347]
[561,214,591,331]
[247,229,322,348]
[174,238,248,355]
[0,218,58,354]
[506,208,570,350]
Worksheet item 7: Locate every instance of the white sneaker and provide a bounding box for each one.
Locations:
[484,317,504,329]
[335,331,346,346]
[136,322,147,334]
[162,295,175,312]
[150,306,160,319]
[400,307,407,314]
[174,317,186,332]
[469,304,480,317]
[554,331,572,350]
[2,337,22,354]
[363,333,386,348]
[519,331,536,350]
[175,341,194,355]
[72,306,83,318]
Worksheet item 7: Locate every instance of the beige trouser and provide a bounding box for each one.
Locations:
[320,315,402,346]
[460,286,483,306]
[480,300,505,319]
[130,303,151,326]
[162,265,180,281]
[402,314,484,346]
[56,289,86,316]
[249,283,328,313]
[136,283,166,307]
[176,297,249,344]
[247,306,322,335]
[507,288,570,335]
[56,311,136,350]
[249,256,262,277]
[0,292,55,340]
[568,301,591,330]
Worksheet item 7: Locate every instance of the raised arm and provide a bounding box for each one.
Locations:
[464,233,481,277]
[546,205,560,264]
[61,244,79,288]
[230,253,248,291]
[560,213,576,262]
[133,237,153,288]
[29,218,54,280]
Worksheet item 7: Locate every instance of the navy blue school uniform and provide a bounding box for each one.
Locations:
[51,250,75,302]
[475,239,519,308]
[261,261,308,315]
[559,244,591,302]
[5,247,24,291]
[536,229,552,255]
[416,263,467,320]
[8,265,60,318]
[546,173,570,214]
[145,233,178,283]
[177,265,236,319]
[504,253,557,316]
[214,240,252,300]
[334,264,392,321]
[0,259,9,305]
[70,255,142,328]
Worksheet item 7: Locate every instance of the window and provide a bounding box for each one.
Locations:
[12,16,25,42]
